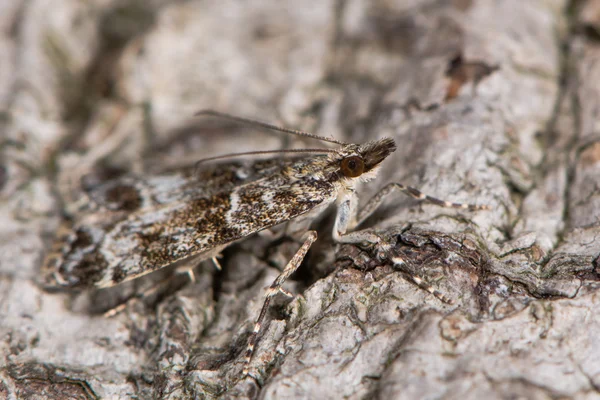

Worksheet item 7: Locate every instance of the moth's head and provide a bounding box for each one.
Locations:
[333,138,397,182]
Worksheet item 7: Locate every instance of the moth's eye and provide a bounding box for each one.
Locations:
[340,156,365,178]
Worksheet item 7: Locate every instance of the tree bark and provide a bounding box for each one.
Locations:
[2,0,599,399]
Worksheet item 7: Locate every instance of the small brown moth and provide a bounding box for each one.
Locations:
[42,110,488,375]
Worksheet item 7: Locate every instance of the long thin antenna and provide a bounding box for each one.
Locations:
[195,148,336,166]
[195,110,347,146]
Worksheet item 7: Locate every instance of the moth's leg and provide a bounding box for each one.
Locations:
[333,196,452,304]
[333,193,384,245]
[103,303,128,318]
[390,251,453,304]
[333,184,487,301]
[356,183,490,226]
[243,230,318,376]
[210,256,222,271]
[175,265,198,282]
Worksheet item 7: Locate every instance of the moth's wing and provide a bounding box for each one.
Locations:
[43,174,336,289]
[80,158,299,214]
[42,157,303,289]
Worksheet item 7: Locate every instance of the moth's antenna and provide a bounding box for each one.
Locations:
[195,110,348,146]
[195,148,336,166]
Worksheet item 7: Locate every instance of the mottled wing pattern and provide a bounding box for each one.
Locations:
[43,158,335,289]
[86,158,300,212]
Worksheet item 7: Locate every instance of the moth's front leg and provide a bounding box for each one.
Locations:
[356,182,490,226]
[333,191,385,246]
[334,182,489,245]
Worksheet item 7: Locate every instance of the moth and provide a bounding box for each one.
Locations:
[42,110,488,375]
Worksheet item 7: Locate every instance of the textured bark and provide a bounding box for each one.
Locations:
[1,0,599,399]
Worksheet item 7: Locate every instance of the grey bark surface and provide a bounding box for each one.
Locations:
[1,0,599,399]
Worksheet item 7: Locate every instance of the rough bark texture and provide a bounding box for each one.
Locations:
[1,0,600,399]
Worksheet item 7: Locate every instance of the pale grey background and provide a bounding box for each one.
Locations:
[1,0,599,399]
